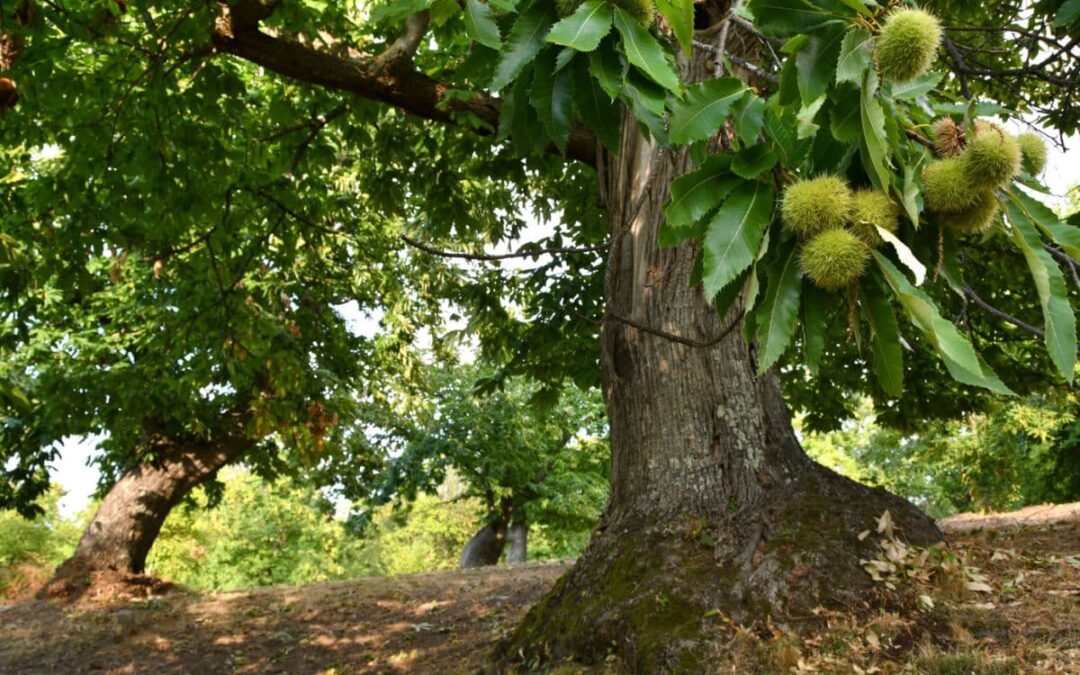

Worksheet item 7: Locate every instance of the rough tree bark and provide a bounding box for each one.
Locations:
[506,521,528,564]
[494,10,943,671]
[39,427,253,598]
[460,519,508,568]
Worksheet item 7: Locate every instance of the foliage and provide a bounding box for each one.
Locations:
[369,366,610,538]
[0,485,80,597]
[803,396,1080,517]
[146,468,594,589]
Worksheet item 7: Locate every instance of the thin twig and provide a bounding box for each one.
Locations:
[692,39,778,84]
[606,309,745,349]
[963,284,1044,338]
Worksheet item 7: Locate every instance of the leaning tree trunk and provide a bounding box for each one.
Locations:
[460,519,508,568]
[506,521,527,564]
[496,17,942,672]
[39,433,252,598]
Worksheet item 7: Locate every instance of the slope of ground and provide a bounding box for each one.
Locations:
[1,508,1079,674]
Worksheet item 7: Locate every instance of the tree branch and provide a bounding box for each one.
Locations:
[400,234,606,261]
[963,283,1044,339]
[606,310,745,349]
[212,3,596,166]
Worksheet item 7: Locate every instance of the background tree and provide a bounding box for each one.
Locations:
[369,367,609,567]
[2,0,1079,669]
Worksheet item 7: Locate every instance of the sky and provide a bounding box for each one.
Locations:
[44,129,1080,520]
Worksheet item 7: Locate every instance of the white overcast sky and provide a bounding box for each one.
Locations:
[47,129,1080,519]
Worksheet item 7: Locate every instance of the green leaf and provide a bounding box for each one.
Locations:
[797,28,845,103]
[756,242,803,375]
[835,27,873,85]
[731,145,779,179]
[901,163,921,230]
[860,70,892,190]
[491,2,555,90]
[656,0,695,55]
[1054,0,1080,27]
[668,78,746,144]
[828,86,861,142]
[661,156,739,241]
[745,0,847,38]
[1004,196,1077,380]
[1011,189,1080,260]
[546,0,613,52]
[889,72,943,100]
[588,39,624,99]
[874,252,1014,395]
[796,95,826,139]
[613,7,681,92]
[571,60,622,153]
[862,282,904,397]
[464,0,502,49]
[802,283,828,374]
[530,50,574,152]
[732,94,766,145]
[702,181,775,299]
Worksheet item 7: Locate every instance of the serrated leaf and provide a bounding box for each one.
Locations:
[836,27,873,85]
[464,0,502,49]
[860,70,892,190]
[1004,196,1077,381]
[661,156,738,240]
[530,49,574,152]
[863,282,903,396]
[901,163,921,230]
[744,0,847,38]
[890,71,942,99]
[491,2,555,91]
[546,0,613,52]
[668,78,746,144]
[756,242,803,374]
[874,253,1014,395]
[571,59,622,153]
[1012,189,1080,260]
[656,0,694,56]
[588,39,624,99]
[702,181,775,299]
[876,226,925,286]
[613,7,681,92]
[732,94,766,145]
[731,145,779,179]
[829,86,861,142]
[797,28,845,103]
[796,95,826,139]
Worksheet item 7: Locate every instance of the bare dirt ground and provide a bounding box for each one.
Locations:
[2,507,1079,674]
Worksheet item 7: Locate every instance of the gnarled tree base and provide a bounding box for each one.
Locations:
[36,556,174,603]
[496,466,941,672]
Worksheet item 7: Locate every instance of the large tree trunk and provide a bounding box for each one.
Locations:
[506,521,527,564]
[39,433,251,599]
[496,15,942,671]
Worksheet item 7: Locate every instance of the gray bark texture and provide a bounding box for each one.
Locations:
[506,522,528,564]
[495,4,943,669]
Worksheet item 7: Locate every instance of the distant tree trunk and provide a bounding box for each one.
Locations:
[39,431,252,598]
[460,519,507,568]
[496,10,942,670]
[506,521,527,564]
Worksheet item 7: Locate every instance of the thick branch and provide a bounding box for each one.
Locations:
[212,5,596,166]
